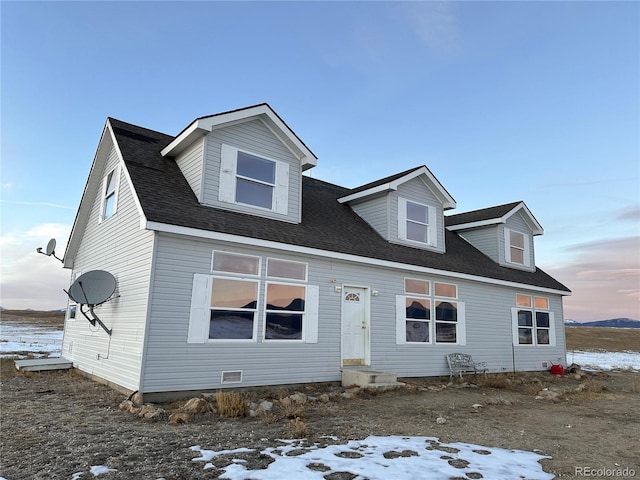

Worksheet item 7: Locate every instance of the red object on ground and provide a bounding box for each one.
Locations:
[550,364,565,375]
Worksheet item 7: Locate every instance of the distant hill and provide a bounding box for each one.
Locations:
[565,318,640,328]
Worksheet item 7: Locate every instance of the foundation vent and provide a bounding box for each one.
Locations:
[542,361,549,369]
[221,370,243,384]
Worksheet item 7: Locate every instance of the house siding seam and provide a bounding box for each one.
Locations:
[458,226,500,263]
[175,138,204,202]
[61,145,154,392]
[201,119,302,223]
[350,194,390,240]
[141,233,565,393]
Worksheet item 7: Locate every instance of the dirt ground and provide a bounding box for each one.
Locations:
[1,312,639,480]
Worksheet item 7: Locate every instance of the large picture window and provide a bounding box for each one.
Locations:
[512,295,553,346]
[265,283,306,340]
[209,278,258,340]
[188,254,319,344]
[397,278,464,345]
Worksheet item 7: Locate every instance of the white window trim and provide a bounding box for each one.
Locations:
[398,198,437,248]
[211,250,261,276]
[263,280,307,343]
[504,228,531,267]
[511,294,555,347]
[396,279,465,346]
[266,257,308,282]
[187,258,319,345]
[209,275,260,343]
[99,166,120,223]
[219,144,289,215]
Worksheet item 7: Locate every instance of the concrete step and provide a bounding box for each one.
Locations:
[15,357,73,372]
[342,368,403,389]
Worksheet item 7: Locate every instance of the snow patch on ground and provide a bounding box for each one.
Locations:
[566,350,640,371]
[0,323,62,358]
[191,436,554,480]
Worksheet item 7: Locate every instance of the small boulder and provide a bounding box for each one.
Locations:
[289,393,307,404]
[182,397,210,414]
[436,417,447,425]
[168,412,192,424]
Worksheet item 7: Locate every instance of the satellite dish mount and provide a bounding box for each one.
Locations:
[37,238,63,263]
[65,270,117,336]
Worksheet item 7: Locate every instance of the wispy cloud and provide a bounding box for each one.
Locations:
[402,2,461,56]
[1,200,75,210]
[617,205,640,222]
[545,236,640,322]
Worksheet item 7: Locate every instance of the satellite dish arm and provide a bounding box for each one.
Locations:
[79,304,112,336]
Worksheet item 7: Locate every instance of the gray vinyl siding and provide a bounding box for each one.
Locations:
[175,138,204,201]
[499,211,536,272]
[61,146,153,392]
[390,178,446,253]
[201,119,302,223]
[457,226,500,263]
[141,232,566,393]
[350,194,390,240]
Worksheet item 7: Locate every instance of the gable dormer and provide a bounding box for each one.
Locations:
[161,104,317,224]
[338,166,456,253]
[446,201,543,272]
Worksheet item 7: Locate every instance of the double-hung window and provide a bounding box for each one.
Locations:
[505,228,531,267]
[397,279,465,345]
[101,167,120,221]
[219,144,289,214]
[512,294,554,346]
[398,198,437,247]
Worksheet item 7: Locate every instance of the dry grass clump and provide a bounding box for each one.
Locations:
[288,417,309,438]
[278,397,306,419]
[476,374,511,389]
[216,391,247,418]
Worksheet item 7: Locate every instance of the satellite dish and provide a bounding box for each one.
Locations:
[36,238,63,262]
[45,238,56,256]
[69,270,116,306]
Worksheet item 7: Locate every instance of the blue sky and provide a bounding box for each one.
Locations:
[1,1,638,321]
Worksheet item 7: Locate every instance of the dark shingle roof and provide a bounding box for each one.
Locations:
[445,202,523,227]
[345,166,424,195]
[110,118,569,293]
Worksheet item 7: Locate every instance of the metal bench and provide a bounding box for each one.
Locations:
[445,353,488,381]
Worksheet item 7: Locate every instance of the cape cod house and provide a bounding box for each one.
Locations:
[61,104,570,400]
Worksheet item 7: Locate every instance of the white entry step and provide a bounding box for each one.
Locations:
[14,357,73,372]
[341,368,405,390]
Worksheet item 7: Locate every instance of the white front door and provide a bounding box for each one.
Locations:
[341,286,369,366]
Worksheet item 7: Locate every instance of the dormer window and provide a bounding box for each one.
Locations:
[398,198,437,247]
[236,151,276,209]
[219,144,289,215]
[505,228,531,267]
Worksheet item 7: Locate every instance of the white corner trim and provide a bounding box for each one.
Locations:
[143,221,571,296]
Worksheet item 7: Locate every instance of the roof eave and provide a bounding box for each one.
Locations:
[338,166,456,209]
